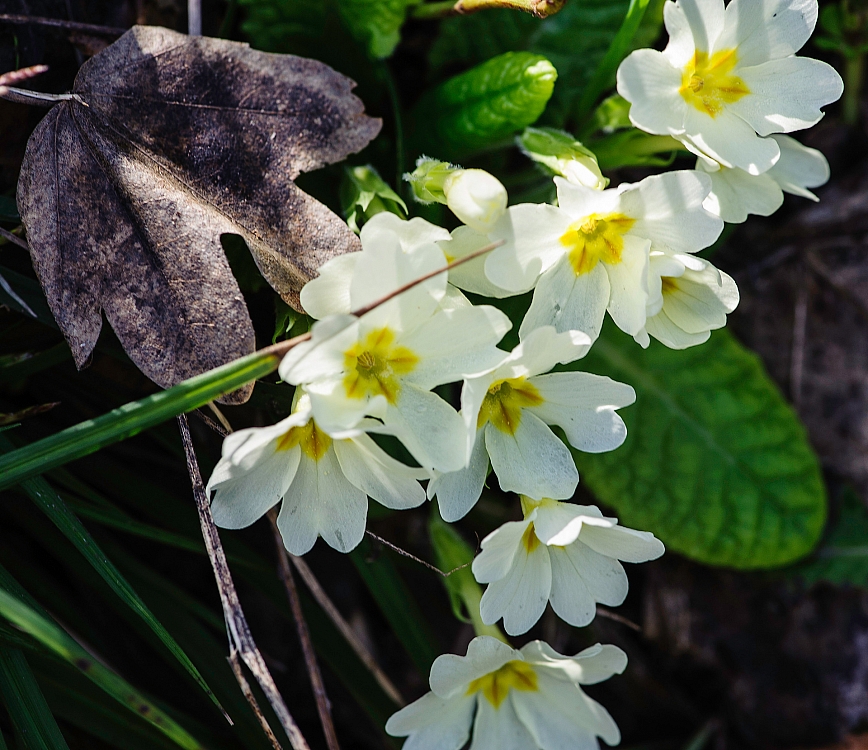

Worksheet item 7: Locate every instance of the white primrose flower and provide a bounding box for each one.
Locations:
[206,394,426,556]
[429,326,635,522]
[698,134,831,223]
[486,171,723,343]
[472,498,664,635]
[300,212,451,320]
[617,0,843,175]
[633,251,739,349]
[280,241,511,474]
[437,225,518,300]
[386,635,626,750]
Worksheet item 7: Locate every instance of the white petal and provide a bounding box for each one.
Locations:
[211,446,300,529]
[617,49,687,136]
[681,107,781,174]
[473,518,533,584]
[605,235,651,336]
[431,433,490,522]
[519,255,610,343]
[679,0,725,55]
[479,540,551,635]
[470,696,536,750]
[533,502,606,546]
[663,265,739,333]
[349,240,446,332]
[733,57,843,136]
[530,372,634,453]
[509,327,592,374]
[387,385,467,473]
[717,0,817,67]
[430,636,521,698]
[300,252,358,319]
[441,227,516,298]
[403,305,511,390]
[579,523,665,563]
[486,204,573,292]
[278,315,359,385]
[520,641,628,686]
[485,414,579,500]
[512,671,620,749]
[445,169,508,233]
[548,547,598,627]
[385,692,475,750]
[554,179,622,219]
[556,540,629,608]
[361,212,451,253]
[662,0,697,67]
[699,160,783,222]
[623,170,723,253]
[333,434,426,510]
[645,311,711,349]
[768,134,830,199]
[277,449,367,555]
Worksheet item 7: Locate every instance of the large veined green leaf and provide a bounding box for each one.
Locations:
[797,489,868,587]
[412,52,557,158]
[0,349,278,490]
[0,649,70,750]
[336,0,420,58]
[570,326,826,569]
[0,588,206,750]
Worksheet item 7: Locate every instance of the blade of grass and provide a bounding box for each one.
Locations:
[0,648,70,750]
[0,349,279,490]
[575,0,651,119]
[0,588,207,750]
[0,436,229,721]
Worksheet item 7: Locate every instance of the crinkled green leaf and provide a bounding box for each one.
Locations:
[797,489,868,587]
[335,0,420,58]
[570,326,826,569]
[0,649,70,750]
[340,165,407,233]
[413,52,557,158]
[0,588,206,749]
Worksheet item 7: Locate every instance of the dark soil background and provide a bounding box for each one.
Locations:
[1,1,868,749]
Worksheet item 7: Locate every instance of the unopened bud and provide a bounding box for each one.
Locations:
[517,127,608,190]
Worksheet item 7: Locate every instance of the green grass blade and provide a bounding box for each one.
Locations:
[0,649,70,750]
[0,588,206,750]
[349,538,440,674]
[0,350,278,490]
[0,444,227,721]
[575,0,651,119]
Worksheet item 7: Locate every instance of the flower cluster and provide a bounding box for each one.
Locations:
[205,1,840,747]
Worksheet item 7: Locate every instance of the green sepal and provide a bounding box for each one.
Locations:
[341,164,408,232]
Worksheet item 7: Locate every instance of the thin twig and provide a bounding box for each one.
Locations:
[365,531,471,577]
[289,555,404,706]
[595,606,641,632]
[193,409,230,437]
[791,266,809,408]
[188,0,202,36]
[207,402,233,434]
[228,649,284,750]
[0,13,126,35]
[0,64,48,91]
[177,414,310,750]
[268,511,340,750]
[0,227,27,251]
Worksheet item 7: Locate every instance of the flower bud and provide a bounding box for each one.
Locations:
[518,126,608,190]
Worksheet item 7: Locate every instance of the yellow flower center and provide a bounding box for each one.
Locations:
[467,660,538,709]
[521,523,541,554]
[559,213,636,276]
[276,420,332,462]
[477,377,544,434]
[680,49,750,118]
[343,327,419,404]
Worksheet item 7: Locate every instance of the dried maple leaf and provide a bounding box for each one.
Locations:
[16,26,380,403]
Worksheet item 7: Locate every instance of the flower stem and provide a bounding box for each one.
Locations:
[411,0,565,20]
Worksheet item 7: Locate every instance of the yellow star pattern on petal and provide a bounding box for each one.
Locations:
[559,213,636,276]
[467,660,539,709]
[680,49,750,118]
[343,327,419,404]
[477,377,544,434]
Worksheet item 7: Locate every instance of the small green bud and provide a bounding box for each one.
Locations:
[340,165,407,234]
[517,127,608,190]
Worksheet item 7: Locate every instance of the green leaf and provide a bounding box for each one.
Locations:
[0,588,206,750]
[412,52,557,158]
[570,326,827,569]
[0,349,278,491]
[0,649,70,750]
[797,489,868,587]
[340,165,407,233]
[335,0,420,58]
[239,0,326,52]
[0,436,225,720]
[349,538,441,673]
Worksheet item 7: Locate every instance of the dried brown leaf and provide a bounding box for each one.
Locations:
[17,26,380,403]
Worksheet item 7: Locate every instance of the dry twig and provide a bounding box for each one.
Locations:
[177,414,310,750]
[0,13,126,36]
[228,649,283,750]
